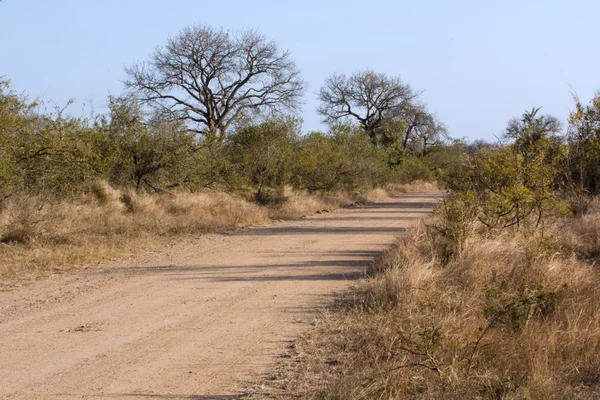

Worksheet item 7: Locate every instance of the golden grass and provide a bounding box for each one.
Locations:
[267,188,352,220]
[386,180,439,193]
[0,183,270,283]
[267,186,395,220]
[270,208,600,399]
[0,183,395,284]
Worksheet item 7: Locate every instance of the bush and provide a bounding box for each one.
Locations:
[395,156,434,183]
[1,82,108,197]
[103,95,198,190]
[293,126,389,192]
[445,144,567,234]
[224,117,298,201]
[430,192,477,261]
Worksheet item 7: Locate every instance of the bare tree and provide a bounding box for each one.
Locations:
[317,70,417,141]
[125,25,306,142]
[400,104,430,149]
[396,104,448,153]
[407,112,448,155]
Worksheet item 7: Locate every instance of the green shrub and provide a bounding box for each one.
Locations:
[396,156,434,183]
[445,144,567,234]
[293,126,388,192]
[225,117,298,200]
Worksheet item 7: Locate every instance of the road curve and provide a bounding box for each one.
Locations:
[0,192,438,399]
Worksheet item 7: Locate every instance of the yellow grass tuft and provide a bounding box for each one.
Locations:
[0,185,269,283]
[268,186,390,220]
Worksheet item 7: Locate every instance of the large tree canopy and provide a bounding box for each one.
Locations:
[317,70,447,154]
[317,70,417,140]
[125,25,306,142]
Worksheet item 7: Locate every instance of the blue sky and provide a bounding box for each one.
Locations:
[1,0,598,141]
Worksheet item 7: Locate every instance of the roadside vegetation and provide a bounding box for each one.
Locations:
[267,95,600,399]
[0,25,452,282]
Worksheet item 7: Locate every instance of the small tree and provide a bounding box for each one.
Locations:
[444,108,568,234]
[567,92,600,194]
[225,117,298,203]
[125,25,306,142]
[505,107,562,153]
[105,95,194,189]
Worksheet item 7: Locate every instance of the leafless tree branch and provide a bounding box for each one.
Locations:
[125,25,306,142]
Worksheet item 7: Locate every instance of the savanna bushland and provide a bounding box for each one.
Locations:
[270,96,600,399]
[0,25,450,282]
[3,22,598,399]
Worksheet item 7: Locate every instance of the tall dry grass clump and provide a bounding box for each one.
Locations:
[559,198,600,263]
[0,182,269,282]
[279,207,600,399]
[267,188,348,220]
[268,187,391,220]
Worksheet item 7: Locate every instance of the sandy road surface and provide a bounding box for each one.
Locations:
[0,193,438,399]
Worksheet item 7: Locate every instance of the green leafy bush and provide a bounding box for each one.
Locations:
[293,126,389,192]
[225,118,298,203]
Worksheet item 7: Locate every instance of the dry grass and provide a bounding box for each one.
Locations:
[0,183,395,284]
[268,188,352,220]
[270,206,600,399]
[558,198,600,263]
[0,182,270,283]
[385,180,439,194]
[267,187,393,220]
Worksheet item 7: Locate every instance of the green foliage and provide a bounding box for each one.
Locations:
[568,92,600,194]
[421,142,465,183]
[15,114,110,196]
[483,284,558,333]
[0,85,202,197]
[396,156,434,183]
[225,118,298,203]
[293,132,340,191]
[377,120,406,168]
[505,107,562,154]
[392,140,464,185]
[293,126,388,192]
[444,109,568,234]
[0,82,109,197]
[431,108,571,265]
[103,95,197,189]
[0,80,31,194]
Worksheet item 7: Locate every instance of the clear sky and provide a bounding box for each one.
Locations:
[1,0,598,141]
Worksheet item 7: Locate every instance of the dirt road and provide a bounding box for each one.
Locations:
[0,193,438,399]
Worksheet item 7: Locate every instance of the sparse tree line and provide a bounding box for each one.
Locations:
[1,24,599,209]
[0,24,452,203]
